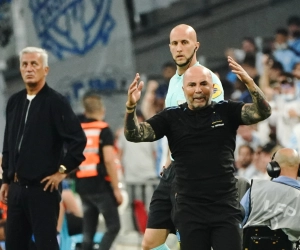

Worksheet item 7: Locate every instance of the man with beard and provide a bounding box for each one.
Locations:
[236,144,260,181]
[125,56,271,249]
[141,24,224,250]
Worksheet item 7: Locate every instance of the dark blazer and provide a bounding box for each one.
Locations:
[1,83,86,184]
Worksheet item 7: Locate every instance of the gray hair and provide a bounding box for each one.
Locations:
[19,47,49,67]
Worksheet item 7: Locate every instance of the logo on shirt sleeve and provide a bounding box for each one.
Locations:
[212,83,223,100]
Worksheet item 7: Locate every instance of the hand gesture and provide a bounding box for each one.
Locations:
[127,73,144,107]
[288,108,298,118]
[228,56,253,85]
[113,188,123,206]
[41,172,67,192]
[0,184,9,204]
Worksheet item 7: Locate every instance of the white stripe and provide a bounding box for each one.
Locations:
[83,148,98,153]
[84,129,101,136]
[79,164,97,170]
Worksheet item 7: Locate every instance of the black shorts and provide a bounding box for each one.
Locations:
[146,162,176,234]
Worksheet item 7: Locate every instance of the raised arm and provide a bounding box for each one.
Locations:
[228,56,272,125]
[124,73,156,142]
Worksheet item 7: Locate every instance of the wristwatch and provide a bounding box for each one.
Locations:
[58,165,67,174]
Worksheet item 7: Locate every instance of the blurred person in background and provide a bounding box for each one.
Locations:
[235,145,260,181]
[258,54,284,97]
[117,109,157,184]
[57,180,83,248]
[273,73,300,148]
[141,78,170,178]
[255,141,280,180]
[140,75,171,175]
[230,53,260,103]
[219,78,234,100]
[0,155,6,249]
[258,55,299,145]
[154,62,176,113]
[273,28,300,73]
[141,63,177,119]
[117,109,158,235]
[235,125,261,159]
[225,37,264,78]
[141,78,159,120]
[287,15,300,55]
[289,123,300,153]
[292,62,300,99]
[75,91,122,250]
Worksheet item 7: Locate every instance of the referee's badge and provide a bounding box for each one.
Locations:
[212,83,222,100]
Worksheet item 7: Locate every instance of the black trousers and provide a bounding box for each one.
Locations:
[173,196,243,250]
[6,183,60,250]
[80,192,120,250]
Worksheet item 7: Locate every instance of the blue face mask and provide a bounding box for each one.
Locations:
[282,93,295,101]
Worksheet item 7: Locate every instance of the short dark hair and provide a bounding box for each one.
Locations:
[82,90,104,113]
[261,141,278,154]
[287,15,300,26]
[293,61,300,70]
[242,37,256,46]
[238,144,254,155]
[276,28,288,36]
[243,53,256,68]
[271,61,284,71]
[162,61,176,70]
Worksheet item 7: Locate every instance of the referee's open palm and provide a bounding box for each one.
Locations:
[127,73,144,106]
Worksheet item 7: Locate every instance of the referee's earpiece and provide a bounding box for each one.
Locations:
[266,151,281,178]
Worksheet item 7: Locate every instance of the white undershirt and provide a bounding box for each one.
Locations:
[18,95,36,151]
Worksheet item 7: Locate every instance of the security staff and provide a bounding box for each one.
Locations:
[75,91,122,250]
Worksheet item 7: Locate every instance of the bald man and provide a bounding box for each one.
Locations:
[143,24,224,250]
[124,56,271,249]
[241,148,300,248]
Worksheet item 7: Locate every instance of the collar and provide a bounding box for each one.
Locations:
[175,61,200,77]
[273,176,300,189]
[181,102,216,116]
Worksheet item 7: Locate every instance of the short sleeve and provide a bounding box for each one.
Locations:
[146,110,170,141]
[227,100,245,126]
[100,127,114,147]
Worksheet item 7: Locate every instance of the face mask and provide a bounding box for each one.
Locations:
[292,30,300,38]
[282,93,295,101]
[274,43,288,50]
